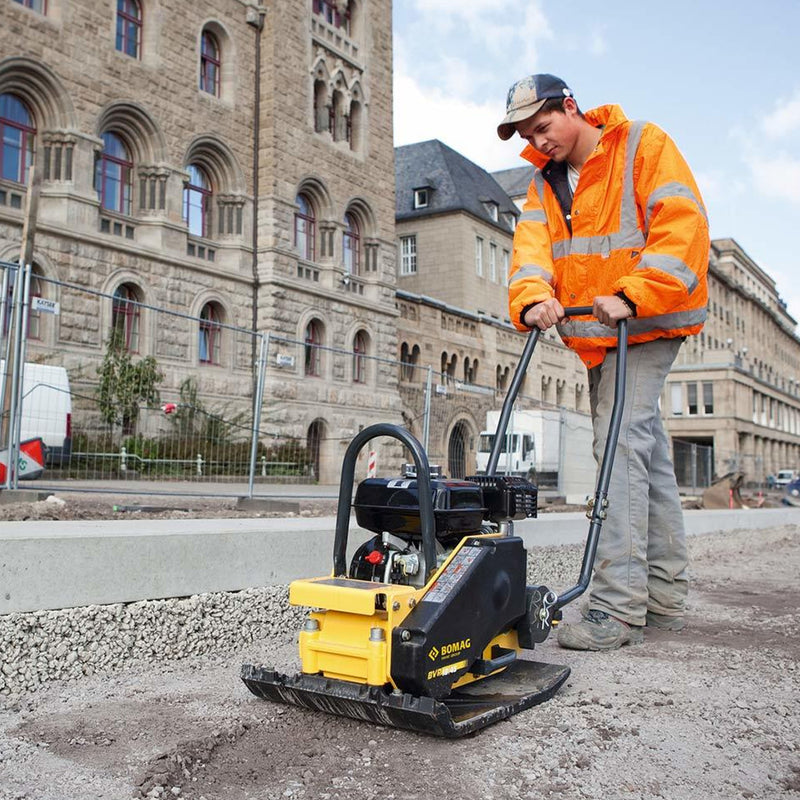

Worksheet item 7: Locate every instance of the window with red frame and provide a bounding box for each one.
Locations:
[111,284,141,352]
[295,194,316,261]
[304,320,322,376]
[199,303,222,365]
[200,31,221,96]
[116,0,142,58]
[313,0,350,33]
[0,94,36,185]
[343,212,360,275]
[12,0,46,13]
[183,165,212,238]
[352,330,367,383]
[95,132,133,215]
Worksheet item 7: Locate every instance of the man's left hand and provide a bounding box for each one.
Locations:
[593,295,634,327]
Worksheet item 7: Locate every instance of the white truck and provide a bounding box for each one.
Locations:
[475,408,594,503]
[476,409,558,479]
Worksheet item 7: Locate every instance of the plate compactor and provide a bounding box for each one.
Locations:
[242,309,629,737]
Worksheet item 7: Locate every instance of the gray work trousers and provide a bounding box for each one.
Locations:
[587,336,688,626]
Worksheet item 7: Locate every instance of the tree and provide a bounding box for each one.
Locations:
[96,330,163,436]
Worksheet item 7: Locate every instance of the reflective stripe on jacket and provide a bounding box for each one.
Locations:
[508,104,710,368]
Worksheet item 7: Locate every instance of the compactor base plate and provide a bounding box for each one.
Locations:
[241,659,570,738]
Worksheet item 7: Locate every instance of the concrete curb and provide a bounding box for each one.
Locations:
[2,507,799,614]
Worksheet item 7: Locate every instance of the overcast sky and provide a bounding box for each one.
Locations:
[393,0,800,327]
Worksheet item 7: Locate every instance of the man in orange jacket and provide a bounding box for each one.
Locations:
[498,74,710,650]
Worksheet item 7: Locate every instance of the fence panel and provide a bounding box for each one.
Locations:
[672,438,714,490]
[0,262,266,495]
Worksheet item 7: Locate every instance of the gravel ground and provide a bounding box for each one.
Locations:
[0,515,798,800]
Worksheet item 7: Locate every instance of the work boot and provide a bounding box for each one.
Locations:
[557,609,644,651]
[646,611,686,631]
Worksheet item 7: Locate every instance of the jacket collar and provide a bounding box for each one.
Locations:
[519,104,630,168]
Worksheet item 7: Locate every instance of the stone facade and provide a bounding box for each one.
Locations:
[0,0,397,482]
[665,238,800,484]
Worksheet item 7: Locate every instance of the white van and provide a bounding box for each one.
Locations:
[775,468,798,488]
[1,361,72,464]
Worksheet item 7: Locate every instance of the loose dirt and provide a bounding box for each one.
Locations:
[0,508,798,799]
[0,493,341,522]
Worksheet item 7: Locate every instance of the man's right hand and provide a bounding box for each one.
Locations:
[523,298,565,330]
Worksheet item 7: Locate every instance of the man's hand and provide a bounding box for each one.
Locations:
[593,295,634,327]
[523,298,564,330]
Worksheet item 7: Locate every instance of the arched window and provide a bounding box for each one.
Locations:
[199,302,222,365]
[200,30,221,96]
[343,212,360,275]
[464,358,477,384]
[352,330,367,383]
[116,0,142,59]
[400,342,419,382]
[295,194,316,261]
[304,319,322,376]
[0,94,36,185]
[112,283,141,352]
[496,365,510,392]
[95,132,133,215]
[183,165,212,238]
[441,351,456,381]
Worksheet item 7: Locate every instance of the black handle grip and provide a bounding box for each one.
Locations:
[563,305,593,317]
[333,423,438,583]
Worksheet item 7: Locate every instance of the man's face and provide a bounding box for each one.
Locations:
[515,102,580,162]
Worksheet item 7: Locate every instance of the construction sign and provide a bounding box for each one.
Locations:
[0,437,46,483]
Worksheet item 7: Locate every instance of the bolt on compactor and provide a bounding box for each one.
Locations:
[242,309,629,737]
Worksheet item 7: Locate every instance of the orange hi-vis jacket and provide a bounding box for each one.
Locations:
[508,104,710,369]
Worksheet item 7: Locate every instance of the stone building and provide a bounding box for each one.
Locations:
[667,238,800,484]
[0,0,397,482]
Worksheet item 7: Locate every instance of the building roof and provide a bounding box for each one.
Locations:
[491,165,535,200]
[395,139,518,232]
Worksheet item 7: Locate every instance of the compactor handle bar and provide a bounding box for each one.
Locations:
[486,306,593,474]
[332,423,438,583]
[485,305,628,611]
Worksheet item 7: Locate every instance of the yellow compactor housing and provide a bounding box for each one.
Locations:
[290,533,527,700]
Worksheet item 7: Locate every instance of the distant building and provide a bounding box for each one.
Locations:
[667,238,800,485]
[396,139,518,320]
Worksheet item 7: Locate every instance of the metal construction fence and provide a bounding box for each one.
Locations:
[5,259,761,500]
[672,438,714,492]
[0,259,598,498]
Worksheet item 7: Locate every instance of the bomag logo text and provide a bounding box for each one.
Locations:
[429,639,471,662]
